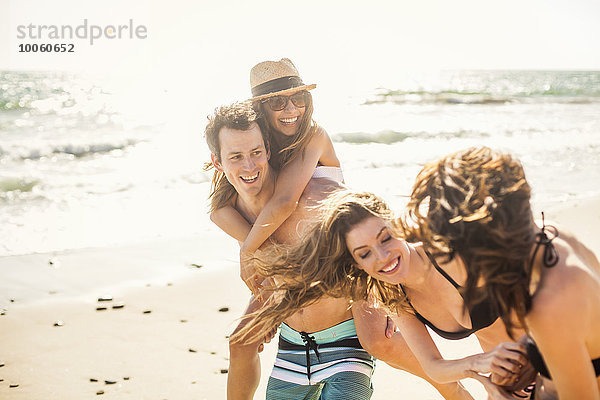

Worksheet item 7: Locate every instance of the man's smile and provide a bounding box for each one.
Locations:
[240,172,259,183]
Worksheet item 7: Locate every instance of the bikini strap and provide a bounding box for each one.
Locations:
[529,212,560,271]
[424,250,461,289]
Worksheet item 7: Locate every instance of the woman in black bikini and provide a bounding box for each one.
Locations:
[232,154,548,399]
[396,146,600,399]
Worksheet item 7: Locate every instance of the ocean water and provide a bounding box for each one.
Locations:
[1,70,599,256]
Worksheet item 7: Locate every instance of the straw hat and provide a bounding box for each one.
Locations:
[249,58,316,102]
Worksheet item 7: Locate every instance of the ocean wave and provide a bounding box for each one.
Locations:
[364,71,600,106]
[363,89,600,106]
[52,140,138,158]
[1,138,140,161]
[363,90,512,105]
[333,130,487,144]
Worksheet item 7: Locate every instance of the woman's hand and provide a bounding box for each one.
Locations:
[257,324,278,353]
[240,250,263,296]
[472,341,528,381]
[491,357,537,392]
[385,315,397,338]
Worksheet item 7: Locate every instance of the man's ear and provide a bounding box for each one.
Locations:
[210,153,224,173]
[266,145,271,161]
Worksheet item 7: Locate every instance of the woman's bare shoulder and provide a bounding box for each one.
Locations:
[536,220,600,274]
[530,255,593,325]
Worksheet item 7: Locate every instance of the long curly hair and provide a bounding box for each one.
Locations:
[254,91,318,171]
[230,191,409,344]
[398,146,536,337]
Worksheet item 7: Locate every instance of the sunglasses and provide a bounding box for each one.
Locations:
[262,91,308,111]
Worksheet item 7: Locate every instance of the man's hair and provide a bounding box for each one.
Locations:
[204,102,269,212]
[205,102,267,161]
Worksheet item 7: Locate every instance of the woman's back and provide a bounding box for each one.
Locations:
[530,225,600,357]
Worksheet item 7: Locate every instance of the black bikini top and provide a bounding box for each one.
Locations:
[525,218,600,378]
[406,250,499,340]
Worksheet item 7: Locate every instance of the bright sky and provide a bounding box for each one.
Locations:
[1,0,599,104]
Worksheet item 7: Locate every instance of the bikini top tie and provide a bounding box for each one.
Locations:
[528,212,559,272]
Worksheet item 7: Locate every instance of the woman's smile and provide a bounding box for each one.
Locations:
[345,216,411,285]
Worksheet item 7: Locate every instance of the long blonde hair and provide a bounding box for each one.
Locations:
[231,191,410,344]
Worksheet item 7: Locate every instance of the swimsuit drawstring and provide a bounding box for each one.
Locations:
[299,331,320,381]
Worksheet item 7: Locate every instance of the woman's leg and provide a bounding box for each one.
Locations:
[352,301,474,400]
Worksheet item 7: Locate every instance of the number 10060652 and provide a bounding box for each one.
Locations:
[19,43,75,52]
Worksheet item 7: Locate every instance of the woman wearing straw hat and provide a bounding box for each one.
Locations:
[210,58,343,295]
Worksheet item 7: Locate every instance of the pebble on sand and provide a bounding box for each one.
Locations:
[188,348,197,353]
[90,378,98,382]
[54,321,64,327]
[96,307,108,311]
[220,369,228,374]
[104,380,117,385]
[0,362,5,367]
[96,390,104,395]
[218,307,229,312]
[9,384,19,388]
[112,303,125,309]
[143,310,152,314]
[97,296,113,302]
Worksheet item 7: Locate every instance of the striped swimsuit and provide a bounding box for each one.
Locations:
[266,319,375,400]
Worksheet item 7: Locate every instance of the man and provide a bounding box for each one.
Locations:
[205,103,469,400]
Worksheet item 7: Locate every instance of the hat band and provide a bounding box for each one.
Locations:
[251,76,304,97]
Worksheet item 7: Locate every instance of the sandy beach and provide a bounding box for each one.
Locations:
[1,197,599,400]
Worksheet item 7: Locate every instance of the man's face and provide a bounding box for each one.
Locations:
[211,123,270,198]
